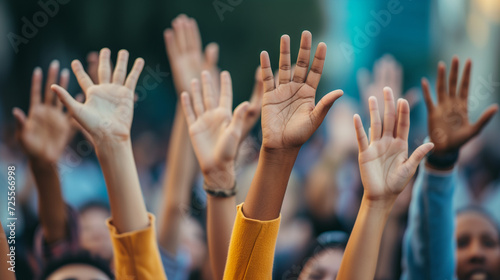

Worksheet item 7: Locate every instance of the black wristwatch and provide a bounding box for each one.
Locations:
[203,182,237,198]
[426,150,459,169]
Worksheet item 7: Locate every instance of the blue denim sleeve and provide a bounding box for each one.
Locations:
[401,160,456,280]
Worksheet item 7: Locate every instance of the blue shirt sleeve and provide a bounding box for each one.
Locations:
[401,160,456,280]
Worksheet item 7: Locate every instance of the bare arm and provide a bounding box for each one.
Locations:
[53,48,148,233]
[1,220,16,280]
[337,88,434,279]
[13,62,71,244]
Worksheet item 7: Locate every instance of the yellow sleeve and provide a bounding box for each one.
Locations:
[223,203,281,280]
[107,213,167,280]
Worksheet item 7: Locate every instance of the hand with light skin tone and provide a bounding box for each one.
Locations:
[12,61,72,244]
[358,54,419,118]
[421,57,498,170]
[51,48,148,234]
[337,87,434,280]
[181,70,253,279]
[13,61,71,164]
[164,14,219,95]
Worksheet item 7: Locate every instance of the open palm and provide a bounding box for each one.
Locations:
[354,88,434,201]
[181,71,249,188]
[52,48,144,144]
[164,14,219,94]
[421,57,498,155]
[13,62,71,163]
[260,31,343,150]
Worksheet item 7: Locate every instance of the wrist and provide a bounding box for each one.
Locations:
[426,149,459,171]
[362,194,396,212]
[95,139,132,160]
[260,146,300,166]
[203,168,236,190]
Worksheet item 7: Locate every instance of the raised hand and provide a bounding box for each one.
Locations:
[164,14,219,94]
[181,71,250,189]
[260,31,343,150]
[13,61,71,163]
[354,87,434,202]
[358,54,419,119]
[51,48,144,144]
[421,57,498,156]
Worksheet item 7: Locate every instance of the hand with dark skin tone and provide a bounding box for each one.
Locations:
[421,57,498,170]
[12,61,71,244]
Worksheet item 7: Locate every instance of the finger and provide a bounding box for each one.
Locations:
[125,58,145,90]
[436,62,447,103]
[71,60,94,92]
[260,51,275,93]
[30,67,43,109]
[458,59,472,99]
[292,30,312,83]
[368,96,382,141]
[86,51,99,83]
[112,49,129,85]
[204,43,219,68]
[190,78,205,116]
[98,48,112,84]
[310,90,344,128]
[180,91,197,125]
[353,114,369,152]
[219,71,233,110]
[201,71,217,110]
[471,104,499,137]
[395,99,410,141]
[172,15,188,53]
[278,35,292,85]
[44,60,60,105]
[250,66,264,107]
[12,107,27,131]
[305,42,327,90]
[164,29,179,61]
[421,78,434,112]
[405,142,435,174]
[56,68,70,110]
[186,18,202,53]
[51,85,83,117]
[448,56,459,97]
[382,87,397,136]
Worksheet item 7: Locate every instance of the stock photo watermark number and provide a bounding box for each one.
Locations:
[6,166,16,273]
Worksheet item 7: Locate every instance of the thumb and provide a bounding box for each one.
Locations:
[229,102,250,137]
[51,85,83,118]
[204,42,219,68]
[12,107,27,131]
[472,104,498,137]
[405,142,435,174]
[311,90,343,128]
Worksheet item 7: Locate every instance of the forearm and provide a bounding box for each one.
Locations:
[207,196,236,280]
[243,148,299,220]
[1,221,16,280]
[159,106,198,253]
[305,147,343,219]
[402,161,456,279]
[95,139,149,234]
[29,158,67,244]
[375,215,402,280]
[338,197,393,280]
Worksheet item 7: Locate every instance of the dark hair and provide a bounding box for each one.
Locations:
[456,206,500,238]
[40,250,114,280]
[292,231,349,278]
